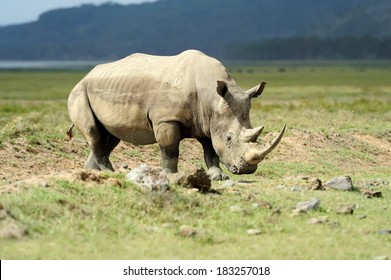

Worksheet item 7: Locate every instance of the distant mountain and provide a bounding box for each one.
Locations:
[0,0,390,60]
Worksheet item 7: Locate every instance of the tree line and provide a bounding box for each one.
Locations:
[226,37,391,60]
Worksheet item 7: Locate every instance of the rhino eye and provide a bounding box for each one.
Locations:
[226,134,234,148]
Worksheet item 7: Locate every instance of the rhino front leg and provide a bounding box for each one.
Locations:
[154,122,181,173]
[198,138,230,181]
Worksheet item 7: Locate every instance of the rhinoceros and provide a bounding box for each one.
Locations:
[67,50,285,180]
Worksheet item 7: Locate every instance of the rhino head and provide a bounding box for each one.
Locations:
[210,81,285,174]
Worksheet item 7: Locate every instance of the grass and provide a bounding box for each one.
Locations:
[0,62,391,259]
[1,178,390,259]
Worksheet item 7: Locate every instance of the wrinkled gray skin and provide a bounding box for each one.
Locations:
[67,50,285,180]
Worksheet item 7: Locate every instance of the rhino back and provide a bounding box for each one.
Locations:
[82,50,232,143]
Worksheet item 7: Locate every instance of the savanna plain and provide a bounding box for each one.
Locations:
[0,61,390,259]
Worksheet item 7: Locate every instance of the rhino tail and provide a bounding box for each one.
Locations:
[67,124,75,140]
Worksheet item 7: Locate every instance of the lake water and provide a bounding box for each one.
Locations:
[0,60,104,70]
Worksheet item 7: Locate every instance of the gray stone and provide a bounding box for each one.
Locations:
[229,205,245,212]
[325,176,353,191]
[251,203,260,209]
[291,208,308,216]
[222,180,237,188]
[247,229,262,236]
[289,186,304,192]
[126,164,169,191]
[378,229,391,235]
[295,198,320,211]
[309,216,329,224]
[179,225,197,237]
[275,185,287,190]
[337,204,355,215]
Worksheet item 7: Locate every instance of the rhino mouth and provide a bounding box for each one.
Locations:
[227,159,257,174]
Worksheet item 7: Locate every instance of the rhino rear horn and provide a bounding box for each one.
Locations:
[243,126,264,142]
[244,124,286,164]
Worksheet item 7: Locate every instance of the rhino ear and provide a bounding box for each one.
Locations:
[246,82,267,99]
[216,81,228,98]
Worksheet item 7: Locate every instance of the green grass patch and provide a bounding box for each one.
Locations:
[1,177,390,259]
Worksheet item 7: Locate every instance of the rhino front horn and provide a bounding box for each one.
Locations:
[244,124,286,164]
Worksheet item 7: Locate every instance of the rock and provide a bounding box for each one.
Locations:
[283,176,323,190]
[187,188,199,194]
[361,179,389,188]
[222,180,237,188]
[377,229,391,235]
[289,186,304,192]
[306,178,323,190]
[358,215,367,220]
[0,206,28,240]
[271,208,281,216]
[0,223,28,239]
[75,170,102,182]
[247,229,262,236]
[291,208,308,216]
[259,201,273,209]
[120,163,129,170]
[168,166,211,191]
[309,216,329,224]
[229,205,245,212]
[179,225,197,237]
[337,204,355,215]
[373,256,389,260]
[295,198,320,211]
[297,177,323,190]
[251,203,260,209]
[126,164,169,191]
[275,185,287,190]
[325,176,353,191]
[361,188,382,199]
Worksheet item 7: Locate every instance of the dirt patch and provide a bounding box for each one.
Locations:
[1,130,390,190]
[268,130,391,170]
[0,135,203,184]
[353,133,391,152]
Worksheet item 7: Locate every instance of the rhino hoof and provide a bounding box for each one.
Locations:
[207,167,230,181]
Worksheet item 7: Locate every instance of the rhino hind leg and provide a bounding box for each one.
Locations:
[84,152,100,170]
[198,138,229,181]
[86,130,120,171]
[68,87,120,171]
[76,112,120,171]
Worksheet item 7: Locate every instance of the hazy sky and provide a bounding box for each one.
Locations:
[0,0,155,26]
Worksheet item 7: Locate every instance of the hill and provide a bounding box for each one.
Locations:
[0,0,390,60]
